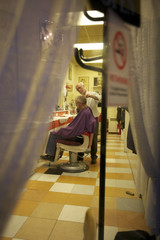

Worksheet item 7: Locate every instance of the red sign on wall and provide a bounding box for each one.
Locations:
[107,10,130,107]
[113,31,127,70]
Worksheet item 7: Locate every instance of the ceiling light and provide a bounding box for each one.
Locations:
[74,43,103,50]
[78,10,104,26]
[82,59,103,63]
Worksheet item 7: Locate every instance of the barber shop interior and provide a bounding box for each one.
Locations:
[0,1,160,240]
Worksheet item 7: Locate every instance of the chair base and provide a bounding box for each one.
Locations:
[52,135,91,173]
[59,161,89,173]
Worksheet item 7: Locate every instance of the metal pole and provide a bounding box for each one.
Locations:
[98,11,108,240]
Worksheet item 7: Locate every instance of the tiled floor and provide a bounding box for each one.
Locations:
[0,134,149,240]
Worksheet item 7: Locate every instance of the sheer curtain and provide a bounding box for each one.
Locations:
[0,0,86,234]
[129,0,160,235]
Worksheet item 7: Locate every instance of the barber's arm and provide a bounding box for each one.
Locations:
[86,92,101,101]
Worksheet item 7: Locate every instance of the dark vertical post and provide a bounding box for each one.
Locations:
[98,11,108,240]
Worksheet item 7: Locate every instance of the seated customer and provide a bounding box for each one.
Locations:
[41,95,96,161]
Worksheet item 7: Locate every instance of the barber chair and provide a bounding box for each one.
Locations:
[52,133,93,173]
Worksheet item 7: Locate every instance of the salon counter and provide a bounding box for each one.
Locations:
[47,110,76,131]
[48,114,75,131]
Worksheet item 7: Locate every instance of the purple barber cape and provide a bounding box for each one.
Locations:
[53,107,96,138]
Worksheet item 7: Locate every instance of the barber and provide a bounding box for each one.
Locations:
[76,82,101,164]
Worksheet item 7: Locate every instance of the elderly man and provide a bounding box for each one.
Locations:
[76,82,101,164]
[41,95,96,161]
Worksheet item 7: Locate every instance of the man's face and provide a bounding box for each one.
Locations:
[76,85,85,95]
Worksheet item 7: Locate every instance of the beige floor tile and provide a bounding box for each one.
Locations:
[117,210,150,231]
[31,202,63,219]
[25,180,54,191]
[66,194,93,207]
[107,144,124,148]
[106,162,130,168]
[15,217,56,240]
[49,220,84,240]
[107,149,124,153]
[57,175,96,185]
[12,200,39,216]
[20,189,48,202]
[114,155,128,159]
[41,192,69,204]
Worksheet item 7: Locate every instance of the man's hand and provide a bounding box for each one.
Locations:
[85,93,91,98]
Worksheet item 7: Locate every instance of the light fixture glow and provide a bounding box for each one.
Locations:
[78,10,104,26]
[82,59,103,64]
[74,43,103,50]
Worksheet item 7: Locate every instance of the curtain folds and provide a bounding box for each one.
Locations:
[129,0,160,235]
[0,0,86,234]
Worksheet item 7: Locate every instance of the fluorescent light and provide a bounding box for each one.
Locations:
[82,59,103,63]
[78,10,104,26]
[74,43,103,50]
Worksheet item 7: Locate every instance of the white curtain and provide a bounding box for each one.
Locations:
[0,0,86,234]
[129,0,160,235]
